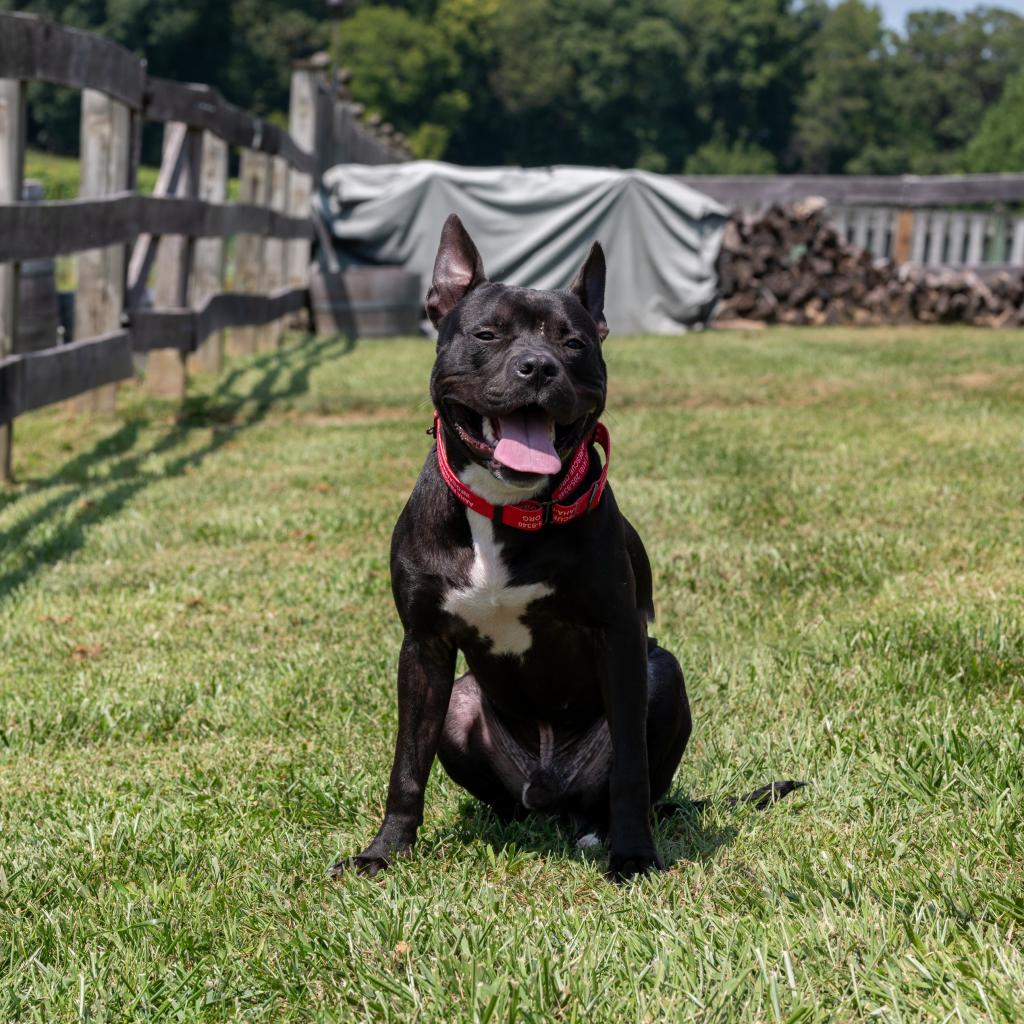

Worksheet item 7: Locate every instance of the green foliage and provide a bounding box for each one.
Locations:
[849,5,1024,174]
[684,133,777,175]
[5,0,327,161]
[794,0,891,174]
[333,2,472,159]
[963,64,1024,172]
[337,0,1024,172]
[3,328,1024,1019]
[5,0,1024,173]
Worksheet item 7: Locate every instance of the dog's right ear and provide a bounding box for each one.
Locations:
[426,214,487,327]
[568,241,609,340]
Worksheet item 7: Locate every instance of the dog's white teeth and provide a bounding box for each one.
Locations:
[482,418,497,445]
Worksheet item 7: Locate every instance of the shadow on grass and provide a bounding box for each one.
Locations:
[0,333,358,603]
[441,796,739,874]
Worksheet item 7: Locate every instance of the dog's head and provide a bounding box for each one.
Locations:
[427,214,609,491]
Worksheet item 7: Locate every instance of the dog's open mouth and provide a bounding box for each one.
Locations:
[446,401,587,476]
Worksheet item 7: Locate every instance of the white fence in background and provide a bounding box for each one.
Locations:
[678,175,1024,269]
[829,206,1024,268]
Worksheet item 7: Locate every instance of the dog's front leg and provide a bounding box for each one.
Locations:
[602,616,661,882]
[333,632,455,877]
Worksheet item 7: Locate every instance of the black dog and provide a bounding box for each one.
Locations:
[336,215,797,882]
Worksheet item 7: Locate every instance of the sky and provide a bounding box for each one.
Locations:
[876,0,1024,30]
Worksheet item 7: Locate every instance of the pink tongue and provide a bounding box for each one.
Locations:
[494,409,561,475]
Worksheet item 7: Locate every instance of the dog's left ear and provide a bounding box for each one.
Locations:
[568,242,609,340]
[426,214,487,327]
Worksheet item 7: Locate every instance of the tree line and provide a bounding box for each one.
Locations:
[7,0,1024,174]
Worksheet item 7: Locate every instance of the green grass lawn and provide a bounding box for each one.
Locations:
[1,327,1023,1022]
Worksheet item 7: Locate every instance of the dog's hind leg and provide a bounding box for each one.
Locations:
[564,639,691,846]
[437,673,528,822]
[646,639,691,802]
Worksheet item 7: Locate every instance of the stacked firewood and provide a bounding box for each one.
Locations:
[715,199,1024,328]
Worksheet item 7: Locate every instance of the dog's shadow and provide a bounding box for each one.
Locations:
[433,797,739,875]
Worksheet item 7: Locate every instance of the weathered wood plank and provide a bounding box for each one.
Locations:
[869,207,891,258]
[925,211,949,265]
[946,213,968,265]
[287,64,320,294]
[677,174,1024,207]
[126,122,189,306]
[966,215,987,265]
[259,156,290,350]
[0,77,25,482]
[315,79,334,178]
[188,131,228,374]
[131,287,309,353]
[909,212,928,263]
[0,331,134,423]
[851,208,870,251]
[199,287,308,341]
[989,214,1009,264]
[75,88,132,413]
[148,125,200,398]
[0,194,314,262]
[229,150,271,357]
[145,77,316,175]
[892,208,914,263]
[0,12,146,108]
[1010,218,1024,267]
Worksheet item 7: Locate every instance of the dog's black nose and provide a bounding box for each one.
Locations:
[515,353,559,381]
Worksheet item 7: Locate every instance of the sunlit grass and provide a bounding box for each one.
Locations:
[1,327,1022,1021]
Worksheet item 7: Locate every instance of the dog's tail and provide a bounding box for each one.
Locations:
[656,779,806,819]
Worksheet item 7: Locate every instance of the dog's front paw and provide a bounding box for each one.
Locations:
[329,852,391,879]
[330,837,413,879]
[607,850,665,884]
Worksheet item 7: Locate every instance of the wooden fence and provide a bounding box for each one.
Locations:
[680,174,1024,269]
[0,11,407,482]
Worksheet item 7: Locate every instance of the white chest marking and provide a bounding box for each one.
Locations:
[443,505,553,658]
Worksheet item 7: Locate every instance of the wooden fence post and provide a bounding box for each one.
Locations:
[287,57,326,295]
[260,155,289,350]
[74,88,131,413]
[0,77,26,483]
[229,149,270,356]
[892,208,914,264]
[188,130,228,374]
[147,123,200,399]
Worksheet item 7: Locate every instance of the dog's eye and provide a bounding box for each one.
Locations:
[565,338,586,351]
[474,330,498,341]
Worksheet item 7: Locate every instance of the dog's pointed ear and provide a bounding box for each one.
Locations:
[426,214,487,327]
[568,242,609,340]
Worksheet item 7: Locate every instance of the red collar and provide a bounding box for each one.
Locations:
[433,412,610,531]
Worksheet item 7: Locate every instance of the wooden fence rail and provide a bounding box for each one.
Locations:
[0,10,408,482]
[0,196,313,262]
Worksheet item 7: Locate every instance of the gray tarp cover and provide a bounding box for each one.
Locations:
[319,162,728,335]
